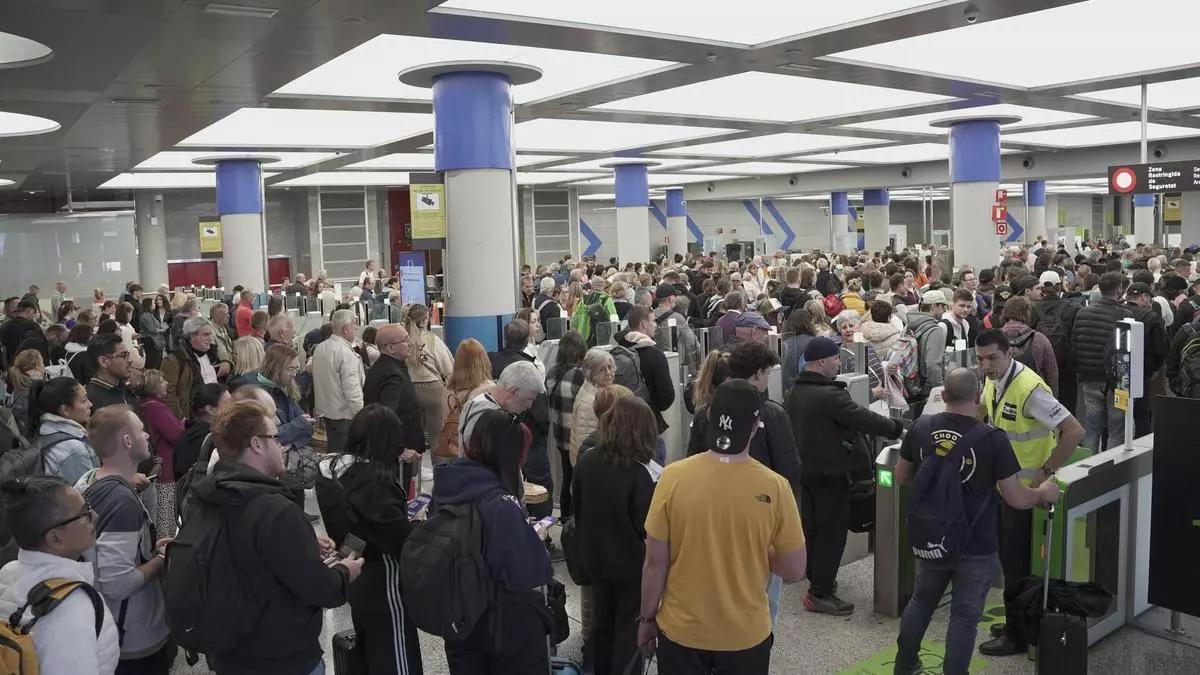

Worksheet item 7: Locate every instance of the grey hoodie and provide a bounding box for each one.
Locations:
[37,414,98,486]
[905,311,948,393]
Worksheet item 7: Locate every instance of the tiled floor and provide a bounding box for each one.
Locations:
[171,466,1197,674]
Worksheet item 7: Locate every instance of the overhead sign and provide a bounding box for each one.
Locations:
[1108,160,1200,194]
[409,172,446,240]
[198,218,222,258]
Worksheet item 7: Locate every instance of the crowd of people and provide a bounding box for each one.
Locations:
[0,236,1195,675]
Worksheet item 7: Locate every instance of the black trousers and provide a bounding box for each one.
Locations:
[656,631,772,675]
[799,479,849,598]
[444,596,549,675]
[558,448,575,521]
[115,642,176,675]
[591,580,640,675]
[999,501,1034,646]
[349,555,423,675]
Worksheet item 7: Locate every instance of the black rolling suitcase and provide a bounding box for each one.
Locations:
[1036,505,1088,675]
[332,628,368,675]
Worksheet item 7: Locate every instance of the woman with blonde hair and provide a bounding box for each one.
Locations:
[804,298,834,337]
[686,350,730,415]
[436,338,493,462]
[7,349,44,434]
[137,368,184,536]
[570,349,615,465]
[564,281,585,317]
[169,291,189,313]
[229,336,265,387]
[402,303,454,447]
[254,344,315,463]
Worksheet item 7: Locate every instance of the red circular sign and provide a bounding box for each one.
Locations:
[1111,167,1137,193]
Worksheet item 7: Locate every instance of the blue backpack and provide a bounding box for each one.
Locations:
[907,419,997,561]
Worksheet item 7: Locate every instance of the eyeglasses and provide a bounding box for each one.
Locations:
[41,503,95,539]
[254,433,281,443]
[111,352,131,361]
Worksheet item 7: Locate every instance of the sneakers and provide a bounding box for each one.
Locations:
[803,593,854,616]
[978,635,1026,656]
[545,539,565,562]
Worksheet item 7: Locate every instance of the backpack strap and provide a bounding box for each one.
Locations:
[16,578,104,637]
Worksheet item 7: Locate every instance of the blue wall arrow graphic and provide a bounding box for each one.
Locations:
[1005,212,1024,243]
[741,200,773,236]
[686,215,704,244]
[579,218,602,256]
[762,199,795,250]
[648,203,668,230]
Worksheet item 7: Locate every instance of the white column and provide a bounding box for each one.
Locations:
[616,207,651,265]
[1183,193,1200,247]
[863,188,890,251]
[664,188,687,261]
[1133,194,1154,246]
[134,192,168,290]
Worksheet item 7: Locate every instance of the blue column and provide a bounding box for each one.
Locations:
[214,159,267,292]
[1025,180,1047,244]
[863,188,890,251]
[948,120,1002,272]
[665,187,687,261]
[614,163,651,264]
[433,71,518,353]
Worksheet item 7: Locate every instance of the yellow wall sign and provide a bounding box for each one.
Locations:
[199,219,222,257]
[410,183,447,239]
[1164,196,1182,221]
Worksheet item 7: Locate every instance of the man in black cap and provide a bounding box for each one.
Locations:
[638,379,806,673]
[786,336,903,615]
[1030,271,1080,416]
[1123,282,1168,437]
[651,283,700,365]
[727,311,771,348]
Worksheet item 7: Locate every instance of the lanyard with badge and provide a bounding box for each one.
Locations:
[991,362,1018,423]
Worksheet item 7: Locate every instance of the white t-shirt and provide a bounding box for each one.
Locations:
[196,352,219,384]
[992,361,1070,430]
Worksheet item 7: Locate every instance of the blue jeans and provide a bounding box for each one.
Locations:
[306,662,325,675]
[894,555,993,675]
[1081,381,1124,452]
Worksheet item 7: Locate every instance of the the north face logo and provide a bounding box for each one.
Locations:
[718,415,733,431]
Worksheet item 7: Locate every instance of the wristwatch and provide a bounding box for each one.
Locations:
[1040,464,1057,477]
[636,615,656,624]
[154,551,167,562]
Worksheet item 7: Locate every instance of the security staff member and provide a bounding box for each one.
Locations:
[974,328,1085,657]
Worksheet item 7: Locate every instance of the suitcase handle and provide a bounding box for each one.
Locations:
[1042,504,1055,612]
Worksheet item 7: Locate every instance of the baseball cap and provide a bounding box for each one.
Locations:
[1038,271,1062,286]
[803,336,840,362]
[654,284,677,300]
[920,289,948,306]
[734,311,771,330]
[706,380,762,454]
[1012,276,1037,296]
[1126,282,1151,296]
[992,285,1013,303]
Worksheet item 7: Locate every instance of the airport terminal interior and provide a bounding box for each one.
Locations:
[3,0,1200,673]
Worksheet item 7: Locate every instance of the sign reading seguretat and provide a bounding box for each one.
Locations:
[1108,160,1200,195]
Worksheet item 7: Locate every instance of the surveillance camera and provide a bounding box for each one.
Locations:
[900,167,912,179]
[1153,146,1167,159]
[788,176,798,186]
[1022,157,1036,169]
[963,3,980,23]
[706,183,715,193]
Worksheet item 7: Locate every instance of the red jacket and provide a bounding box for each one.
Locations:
[140,396,184,481]
[235,303,253,337]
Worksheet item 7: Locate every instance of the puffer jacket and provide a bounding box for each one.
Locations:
[841,292,867,317]
[36,414,98,486]
[1071,297,1131,383]
[570,380,599,464]
[860,320,902,361]
[0,549,120,675]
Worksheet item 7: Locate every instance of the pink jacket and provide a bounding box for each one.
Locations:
[139,396,184,482]
[1001,321,1059,396]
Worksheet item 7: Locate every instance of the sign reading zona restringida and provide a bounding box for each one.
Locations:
[1108,160,1200,194]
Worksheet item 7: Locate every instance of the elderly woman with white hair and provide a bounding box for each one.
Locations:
[831,309,886,401]
[569,348,615,466]
[161,315,232,418]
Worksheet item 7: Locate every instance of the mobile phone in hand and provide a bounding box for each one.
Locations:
[324,534,367,567]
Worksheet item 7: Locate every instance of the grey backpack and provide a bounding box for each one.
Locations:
[610,345,651,404]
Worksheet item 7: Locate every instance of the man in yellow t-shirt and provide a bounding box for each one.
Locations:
[638,379,806,673]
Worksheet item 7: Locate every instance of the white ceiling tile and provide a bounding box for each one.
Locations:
[651,132,887,158]
[1074,77,1200,110]
[0,111,60,138]
[273,172,410,187]
[178,108,432,149]
[133,151,340,171]
[1002,122,1199,148]
[551,157,708,171]
[514,118,733,153]
[799,143,951,163]
[690,161,852,175]
[846,104,1094,134]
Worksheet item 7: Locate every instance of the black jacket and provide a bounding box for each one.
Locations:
[490,347,535,380]
[688,392,801,506]
[615,329,676,432]
[571,447,655,585]
[192,461,351,675]
[363,355,426,452]
[0,317,39,365]
[315,457,413,564]
[1124,302,1169,377]
[173,419,211,481]
[785,371,902,483]
[1030,295,1080,365]
[1072,297,1131,383]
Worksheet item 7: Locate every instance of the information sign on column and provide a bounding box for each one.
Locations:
[198,218,222,259]
[409,172,446,240]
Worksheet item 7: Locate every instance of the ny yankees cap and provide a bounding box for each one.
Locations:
[706,379,762,455]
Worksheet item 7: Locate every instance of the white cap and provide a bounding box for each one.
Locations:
[1038,271,1062,286]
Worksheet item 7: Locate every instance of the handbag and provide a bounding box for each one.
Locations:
[433,392,465,459]
[560,517,592,586]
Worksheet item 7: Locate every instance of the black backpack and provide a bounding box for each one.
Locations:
[164,497,260,655]
[174,433,215,520]
[1009,331,1040,373]
[584,294,610,347]
[400,498,498,641]
[1034,302,1070,360]
[1177,324,1200,398]
[908,420,997,561]
[609,345,651,404]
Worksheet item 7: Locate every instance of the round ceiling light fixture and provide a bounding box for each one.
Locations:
[0,179,14,187]
[0,111,60,138]
[0,31,53,69]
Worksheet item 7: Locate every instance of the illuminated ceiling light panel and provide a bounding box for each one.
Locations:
[552,157,707,171]
[846,104,1094,134]
[693,162,853,175]
[178,108,432,149]
[579,193,616,201]
[775,195,833,201]
[273,172,410,187]
[98,172,278,190]
[275,34,674,104]
[0,31,52,67]
[437,0,942,46]
[592,72,953,123]
[574,173,739,187]
[0,111,60,138]
[341,153,568,170]
[1074,77,1200,110]
[1002,122,1199,148]
[133,151,341,171]
[516,172,607,185]
[1046,177,1106,185]
[651,132,887,158]
[0,179,15,188]
[799,143,952,164]
[514,119,732,153]
[828,0,1200,88]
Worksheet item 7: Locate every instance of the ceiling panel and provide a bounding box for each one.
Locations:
[688,161,852,175]
[516,172,607,185]
[133,151,341,171]
[845,104,1095,134]
[437,0,943,46]
[274,34,676,104]
[574,172,740,186]
[514,118,732,153]
[592,72,955,123]
[798,143,952,163]
[551,157,707,171]
[342,153,568,170]
[1074,77,1200,110]
[828,0,1200,88]
[177,108,433,149]
[273,171,409,187]
[98,172,281,190]
[651,132,887,158]
[1002,122,1200,148]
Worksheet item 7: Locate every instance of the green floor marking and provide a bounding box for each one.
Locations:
[978,603,1006,633]
[838,641,988,675]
